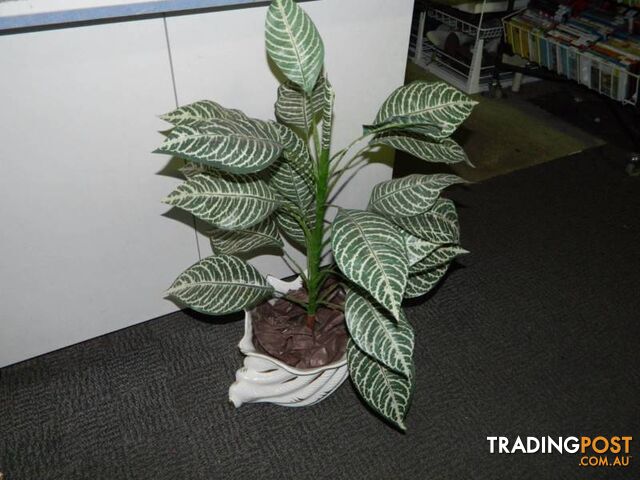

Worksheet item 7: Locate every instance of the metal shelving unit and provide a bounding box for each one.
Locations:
[411,0,519,94]
[502,17,640,106]
[494,5,640,168]
[429,6,504,38]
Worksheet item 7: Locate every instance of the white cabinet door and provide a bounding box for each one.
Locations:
[0,0,414,367]
[0,19,198,367]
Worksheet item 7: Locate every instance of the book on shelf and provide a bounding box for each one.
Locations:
[602,37,640,59]
[505,1,640,103]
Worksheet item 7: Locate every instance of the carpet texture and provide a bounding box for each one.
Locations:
[1,147,639,479]
[527,84,640,153]
[399,64,604,182]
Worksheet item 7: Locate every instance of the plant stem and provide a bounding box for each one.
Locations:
[283,251,308,285]
[318,280,341,302]
[305,143,331,330]
[317,301,344,311]
[280,294,309,310]
[330,133,370,165]
[328,148,370,192]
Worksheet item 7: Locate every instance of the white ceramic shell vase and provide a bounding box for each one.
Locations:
[228,275,348,408]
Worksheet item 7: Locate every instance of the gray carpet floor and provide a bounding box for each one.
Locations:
[1,146,639,479]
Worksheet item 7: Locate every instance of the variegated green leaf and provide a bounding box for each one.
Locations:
[160,100,247,126]
[274,209,307,247]
[345,289,414,378]
[434,197,459,223]
[373,134,471,166]
[269,122,314,185]
[179,162,215,179]
[409,245,468,274]
[274,74,326,132]
[268,159,314,210]
[321,78,335,151]
[275,82,318,132]
[348,341,413,431]
[404,264,449,299]
[166,254,274,315]
[163,173,282,230]
[209,218,283,255]
[404,232,440,267]
[266,0,324,94]
[369,81,476,139]
[331,209,408,320]
[391,198,460,245]
[155,118,282,174]
[365,122,443,139]
[311,75,328,113]
[369,174,465,218]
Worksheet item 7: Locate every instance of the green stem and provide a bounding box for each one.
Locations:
[280,294,309,310]
[283,251,309,286]
[282,203,313,245]
[330,133,370,164]
[305,143,331,329]
[329,147,370,191]
[320,265,349,283]
[317,301,344,312]
[318,280,341,302]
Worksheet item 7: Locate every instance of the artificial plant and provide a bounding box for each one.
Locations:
[156,0,476,430]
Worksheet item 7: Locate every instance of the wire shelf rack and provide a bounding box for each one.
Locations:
[428,6,505,39]
[410,33,514,93]
[411,35,497,79]
[409,1,514,94]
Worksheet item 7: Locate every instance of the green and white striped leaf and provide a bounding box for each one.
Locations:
[404,232,440,267]
[160,100,247,126]
[179,162,216,179]
[266,0,324,94]
[346,289,414,378]
[331,209,408,320]
[369,174,465,218]
[369,81,476,140]
[209,218,283,255]
[409,245,467,274]
[274,209,307,247]
[268,159,314,211]
[274,74,326,132]
[275,82,319,132]
[166,254,274,315]
[373,134,471,166]
[404,264,449,299]
[155,118,283,174]
[163,173,282,230]
[321,77,335,151]
[311,74,328,113]
[348,341,413,431]
[269,122,314,185]
[365,122,443,139]
[391,198,460,245]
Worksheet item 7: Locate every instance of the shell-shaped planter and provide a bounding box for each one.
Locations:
[228,275,348,408]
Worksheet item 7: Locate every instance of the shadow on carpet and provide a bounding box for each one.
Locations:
[398,64,604,181]
[1,146,639,480]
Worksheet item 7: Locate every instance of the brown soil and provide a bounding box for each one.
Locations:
[251,282,347,369]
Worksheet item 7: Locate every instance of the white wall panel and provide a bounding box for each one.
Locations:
[0,0,414,367]
[0,19,197,367]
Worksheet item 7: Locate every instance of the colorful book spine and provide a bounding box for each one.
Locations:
[540,36,550,67]
[505,5,639,103]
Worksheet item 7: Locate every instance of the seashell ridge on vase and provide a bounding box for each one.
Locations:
[228,275,348,408]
